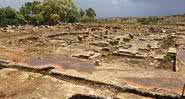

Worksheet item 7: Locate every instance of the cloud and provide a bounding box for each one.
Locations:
[0,0,185,18]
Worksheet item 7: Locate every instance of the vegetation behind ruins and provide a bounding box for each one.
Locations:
[0,0,96,26]
[1,0,185,27]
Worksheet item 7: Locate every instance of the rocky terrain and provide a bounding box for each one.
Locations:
[0,16,185,99]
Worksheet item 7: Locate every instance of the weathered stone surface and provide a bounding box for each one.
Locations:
[123,35,132,42]
[119,44,132,49]
[92,41,109,47]
[161,29,166,33]
[153,55,165,60]
[72,51,100,59]
[135,53,148,58]
[168,47,177,54]
[150,42,160,49]
[113,48,139,57]
[94,60,101,66]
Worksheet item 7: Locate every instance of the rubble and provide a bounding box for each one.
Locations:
[46,32,90,38]
[94,60,101,66]
[123,34,132,42]
[92,41,109,47]
[113,48,139,57]
[150,42,160,49]
[0,16,185,98]
[161,29,166,33]
[72,51,101,59]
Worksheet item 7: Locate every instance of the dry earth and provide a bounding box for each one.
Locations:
[0,17,185,98]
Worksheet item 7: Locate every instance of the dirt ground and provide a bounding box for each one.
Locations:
[0,16,185,98]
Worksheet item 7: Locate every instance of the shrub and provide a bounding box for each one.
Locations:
[0,6,16,19]
[0,18,17,26]
[50,14,60,25]
[0,7,21,26]
[137,17,161,25]
[15,14,25,24]
[66,8,80,23]
[164,55,174,61]
[86,8,96,18]
[30,14,44,25]
[79,9,85,17]
[80,17,97,23]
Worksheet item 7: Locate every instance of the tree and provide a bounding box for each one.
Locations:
[30,14,44,25]
[66,6,80,23]
[0,6,22,26]
[50,14,60,25]
[0,0,82,26]
[19,1,42,20]
[86,8,96,18]
[79,9,85,17]
[0,6,16,19]
[15,14,25,24]
[41,0,79,24]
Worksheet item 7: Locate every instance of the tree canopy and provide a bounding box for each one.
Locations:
[0,6,25,26]
[20,1,42,20]
[0,0,97,26]
[79,9,85,17]
[86,8,96,18]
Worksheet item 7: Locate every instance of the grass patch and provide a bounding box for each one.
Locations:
[164,55,174,61]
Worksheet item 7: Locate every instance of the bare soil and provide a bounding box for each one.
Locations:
[0,17,185,98]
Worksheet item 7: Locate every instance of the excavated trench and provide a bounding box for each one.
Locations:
[0,61,183,99]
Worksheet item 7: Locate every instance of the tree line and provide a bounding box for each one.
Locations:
[0,0,96,26]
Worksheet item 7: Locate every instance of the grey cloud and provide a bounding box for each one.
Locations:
[0,0,185,18]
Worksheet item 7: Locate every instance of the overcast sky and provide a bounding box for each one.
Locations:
[0,0,185,18]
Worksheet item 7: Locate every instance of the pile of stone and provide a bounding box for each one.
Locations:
[0,27,15,33]
[113,48,139,57]
[92,41,109,47]
[46,32,90,38]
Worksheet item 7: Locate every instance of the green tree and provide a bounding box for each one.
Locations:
[32,1,43,14]
[66,6,80,23]
[0,6,22,26]
[0,6,16,18]
[41,0,78,24]
[19,1,42,20]
[19,2,32,20]
[30,14,44,25]
[15,14,25,24]
[50,14,60,25]
[79,9,85,17]
[86,8,96,18]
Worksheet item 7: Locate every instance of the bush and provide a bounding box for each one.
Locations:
[66,7,80,23]
[15,14,25,24]
[67,16,79,23]
[0,6,16,19]
[30,14,44,25]
[164,55,174,61]
[49,14,60,25]
[137,17,161,25]
[80,17,97,23]
[0,7,22,26]
[0,18,17,26]
[86,8,96,18]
